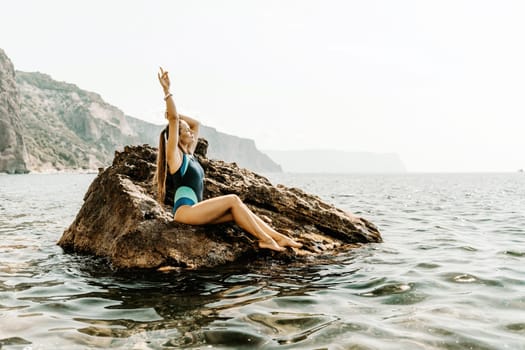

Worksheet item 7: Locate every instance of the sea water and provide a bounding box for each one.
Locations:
[0,173,524,349]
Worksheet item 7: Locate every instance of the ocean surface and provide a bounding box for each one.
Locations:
[0,172,524,350]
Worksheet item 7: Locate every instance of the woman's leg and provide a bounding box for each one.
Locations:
[203,203,302,248]
[250,214,302,248]
[207,212,233,224]
[174,195,285,252]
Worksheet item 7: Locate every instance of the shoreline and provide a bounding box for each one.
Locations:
[5,169,100,175]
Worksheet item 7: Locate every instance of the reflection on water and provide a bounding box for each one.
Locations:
[1,173,525,349]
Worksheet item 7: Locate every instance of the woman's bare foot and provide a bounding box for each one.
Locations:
[258,240,286,252]
[276,237,303,249]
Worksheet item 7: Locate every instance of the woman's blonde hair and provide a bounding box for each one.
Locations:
[154,126,168,204]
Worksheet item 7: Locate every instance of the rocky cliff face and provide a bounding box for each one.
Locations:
[0,48,281,173]
[124,117,281,173]
[201,126,281,172]
[58,139,381,270]
[0,49,28,173]
[14,71,281,173]
[16,71,140,171]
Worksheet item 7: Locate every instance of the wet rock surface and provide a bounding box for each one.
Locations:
[58,139,382,269]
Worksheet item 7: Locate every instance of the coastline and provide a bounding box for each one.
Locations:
[15,168,100,175]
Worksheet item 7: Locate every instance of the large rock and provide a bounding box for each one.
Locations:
[0,49,28,174]
[58,139,382,269]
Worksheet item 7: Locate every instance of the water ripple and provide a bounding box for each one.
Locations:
[1,173,525,349]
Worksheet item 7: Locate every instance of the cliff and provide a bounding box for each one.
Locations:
[0,49,28,173]
[15,71,282,173]
[58,139,381,270]
[16,71,139,171]
[125,117,281,173]
[0,49,281,173]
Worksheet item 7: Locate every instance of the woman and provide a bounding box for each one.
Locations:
[155,68,301,252]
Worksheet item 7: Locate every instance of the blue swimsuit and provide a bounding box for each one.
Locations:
[164,153,205,213]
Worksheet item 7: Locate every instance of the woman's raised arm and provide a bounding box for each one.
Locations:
[158,67,181,173]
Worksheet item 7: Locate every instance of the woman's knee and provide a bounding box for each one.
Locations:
[173,207,188,223]
[225,194,242,207]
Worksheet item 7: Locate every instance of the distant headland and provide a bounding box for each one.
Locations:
[265,149,406,173]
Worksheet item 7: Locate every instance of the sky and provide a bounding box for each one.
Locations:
[1,0,525,172]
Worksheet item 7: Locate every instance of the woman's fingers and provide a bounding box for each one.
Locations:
[158,67,169,87]
[159,67,169,77]
[159,71,169,80]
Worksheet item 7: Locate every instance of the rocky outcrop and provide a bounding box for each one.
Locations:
[58,139,381,270]
[0,49,28,173]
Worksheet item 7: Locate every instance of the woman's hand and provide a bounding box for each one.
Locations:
[158,67,170,94]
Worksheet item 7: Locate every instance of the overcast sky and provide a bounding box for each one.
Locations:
[2,0,524,172]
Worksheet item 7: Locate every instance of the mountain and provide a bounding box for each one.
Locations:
[0,48,281,173]
[0,49,28,173]
[15,70,139,172]
[265,149,406,173]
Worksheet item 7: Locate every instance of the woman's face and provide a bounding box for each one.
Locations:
[179,120,194,145]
